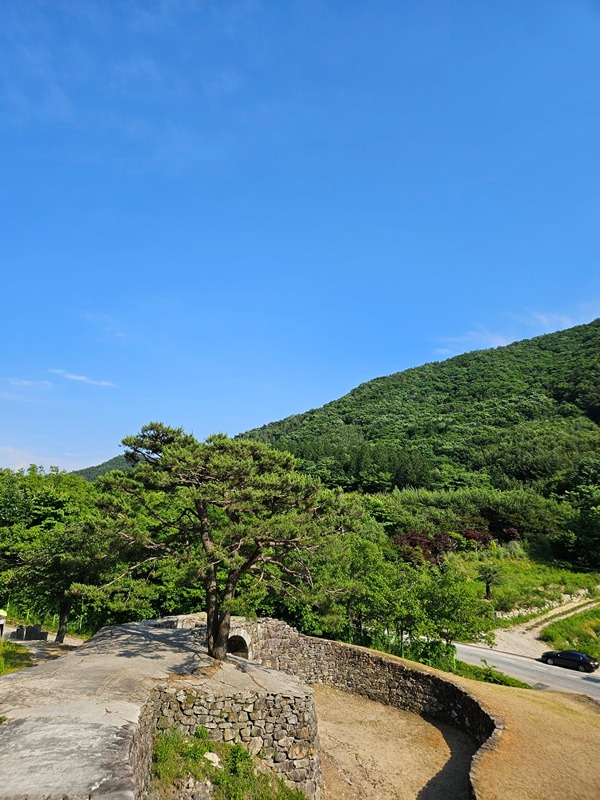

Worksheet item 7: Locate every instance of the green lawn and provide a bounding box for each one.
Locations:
[0,640,32,676]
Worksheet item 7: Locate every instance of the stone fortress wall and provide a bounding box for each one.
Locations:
[145,672,321,799]
[0,616,500,800]
[158,615,500,798]
[230,617,499,745]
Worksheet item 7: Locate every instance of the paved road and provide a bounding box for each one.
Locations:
[455,642,600,702]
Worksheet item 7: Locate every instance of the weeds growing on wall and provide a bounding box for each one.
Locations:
[151,726,305,800]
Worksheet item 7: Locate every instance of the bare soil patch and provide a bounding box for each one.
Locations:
[313,684,478,800]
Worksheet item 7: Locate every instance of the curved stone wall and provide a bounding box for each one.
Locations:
[229,618,501,796]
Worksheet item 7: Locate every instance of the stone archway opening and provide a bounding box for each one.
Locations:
[227,635,249,659]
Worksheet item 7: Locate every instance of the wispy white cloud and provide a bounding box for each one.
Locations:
[510,303,600,333]
[7,378,52,389]
[49,369,116,387]
[83,312,126,339]
[434,303,600,359]
[0,378,53,403]
[0,445,46,470]
[433,326,513,357]
[0,1,247,176]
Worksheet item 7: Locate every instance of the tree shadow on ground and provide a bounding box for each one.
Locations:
[81,623,211,673]
[416,718,478,800]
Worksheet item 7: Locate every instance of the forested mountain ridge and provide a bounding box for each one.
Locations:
[73,454,129,481]
[74,320,599,491]
[242,320,600,493]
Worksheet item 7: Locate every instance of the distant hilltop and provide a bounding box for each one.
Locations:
[75,319,600,491]
[72,454,130,481]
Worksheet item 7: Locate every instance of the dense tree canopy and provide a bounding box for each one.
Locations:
[243,320,600,496]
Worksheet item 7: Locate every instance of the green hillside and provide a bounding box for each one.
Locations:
[243,320,600,493]
[72,454,129,481]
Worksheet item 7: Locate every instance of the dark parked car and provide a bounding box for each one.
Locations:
[540,649,599,673]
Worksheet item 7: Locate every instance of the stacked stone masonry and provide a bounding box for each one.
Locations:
[0,615,499,800]
[224,617,501,798]
[150,682,321,799]
[229,618,497,745]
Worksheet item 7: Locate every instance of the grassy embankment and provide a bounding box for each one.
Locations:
[539,606,600,659]
[452,546,600,618]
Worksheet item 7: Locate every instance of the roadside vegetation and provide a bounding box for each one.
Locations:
[448,546,599,616]
[151,727,304,800]
[539,607,600,660]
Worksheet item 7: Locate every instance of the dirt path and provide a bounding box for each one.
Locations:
[492,595,600,658]
[313,684,477,800]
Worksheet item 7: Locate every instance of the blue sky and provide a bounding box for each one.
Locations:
[1,0,599,471]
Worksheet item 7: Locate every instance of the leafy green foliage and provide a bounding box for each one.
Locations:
[452,659,532,688]
[95,425,348,658]
[0,467,125,640]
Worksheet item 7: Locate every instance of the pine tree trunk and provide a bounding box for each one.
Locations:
[55,599,71,644]
[205,567,232,660]
[210,609,231,661]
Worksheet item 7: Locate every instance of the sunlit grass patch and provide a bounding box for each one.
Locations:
[540,607,600,660]
[0,640,32,676]
[151,726,305,800]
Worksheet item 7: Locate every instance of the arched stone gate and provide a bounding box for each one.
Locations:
[226,624,253,659]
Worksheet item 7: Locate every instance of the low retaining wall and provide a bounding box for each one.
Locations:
[0,622,322,800]
[227,618,501,797]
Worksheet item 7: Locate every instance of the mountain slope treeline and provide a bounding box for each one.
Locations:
[242,320,600,495]
[71,321,600,569]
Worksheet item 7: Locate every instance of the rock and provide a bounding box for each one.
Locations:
[203,751,222,769]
